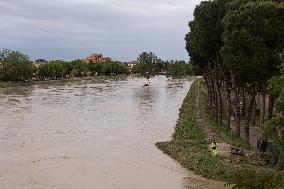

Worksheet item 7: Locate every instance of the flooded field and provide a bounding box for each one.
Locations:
[0,76,227,189]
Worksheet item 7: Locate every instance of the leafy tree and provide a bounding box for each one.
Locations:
[0,49,32,81]
[38,60,67,79]
[166,61,193,78]
[221,0,284,145]
[69,59,88,77]
[88,61,102,75]
[186,0,229,128]
[132,62,147,75]
[137,52,158,84]
[265,50,284,170]
[88,60,127,76]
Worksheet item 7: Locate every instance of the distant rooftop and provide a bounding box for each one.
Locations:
[35,59,47,63]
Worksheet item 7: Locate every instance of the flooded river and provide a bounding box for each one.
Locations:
[0,76,228,189]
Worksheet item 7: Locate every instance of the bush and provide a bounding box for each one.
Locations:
[231,169,284,189]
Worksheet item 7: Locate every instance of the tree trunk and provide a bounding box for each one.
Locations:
[260,95,266,137]
[213,79,220,123]
[277,152,284,171]
[241,88,246,118]
[252,99,256,126]
[217,80,223,125]
[267,94,275,121]
[211,76,217,119]
[232,75,241,137]
[244,84,256,147]
[225,81,232,131]
[203,74,212,110]
[205,72,213,111]
[212,78,218,120]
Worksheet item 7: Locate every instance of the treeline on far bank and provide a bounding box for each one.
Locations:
[132,52,196,78]
[0,49,196,82]
[37,59,128,80]
[0,49,128,81]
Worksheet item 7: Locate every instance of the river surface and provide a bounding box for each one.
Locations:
[0,76,228,189]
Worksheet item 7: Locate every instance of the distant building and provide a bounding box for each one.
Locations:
[33,59,47,77]
[33,59,47,69]
[127,61,140,73]
[85,53,112,63]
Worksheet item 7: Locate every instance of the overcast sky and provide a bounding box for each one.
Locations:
[0,0,201,62]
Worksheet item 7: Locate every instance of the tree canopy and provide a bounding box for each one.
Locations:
[0,49,33,81]
[185,0,284,170]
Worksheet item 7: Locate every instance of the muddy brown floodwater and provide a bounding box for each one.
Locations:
[0,76,229,189]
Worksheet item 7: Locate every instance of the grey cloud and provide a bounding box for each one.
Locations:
[0,0,202,61]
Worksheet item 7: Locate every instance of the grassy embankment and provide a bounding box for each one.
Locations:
[156,79,284,188]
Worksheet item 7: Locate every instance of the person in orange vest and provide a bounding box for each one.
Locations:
[212,139,217,157]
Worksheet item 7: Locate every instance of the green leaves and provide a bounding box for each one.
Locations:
[136,52,158,78]
[38,59,128,79]
[231,169,284,189]
[0,49,32,81]
[38,60,67,79]
[166,61,193,78]
[222,0,284,87]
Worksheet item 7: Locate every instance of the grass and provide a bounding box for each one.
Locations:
[156,79,284,188]
[156,79,235,181]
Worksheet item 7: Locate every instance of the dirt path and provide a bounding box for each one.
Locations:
[195,80,233,157]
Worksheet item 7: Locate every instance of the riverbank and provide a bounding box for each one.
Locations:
[156,78,284,188]
[0,75,129,88]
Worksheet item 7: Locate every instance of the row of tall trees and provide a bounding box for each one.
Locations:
[186,0,284,168]
[266,49,284,170]
[0,49,193,82]
[38,59,128,80]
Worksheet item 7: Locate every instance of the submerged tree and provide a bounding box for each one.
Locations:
[137,52,157,85]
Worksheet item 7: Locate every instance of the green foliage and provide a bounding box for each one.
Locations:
[231,169,284,189]
[38,59,128,79]
[265,116,284,169]
[266,49,284,170]
[221,0,284,88]
[132,62,147,75]
[69,59,88,77]
[166,61,193,78]
[0,49,32,81]
[132,58,194,77]
[137,52,158,79]
[268,49,284,97]
[185,0,229,78]
[38,60,67,79]
[99,60,128,76]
